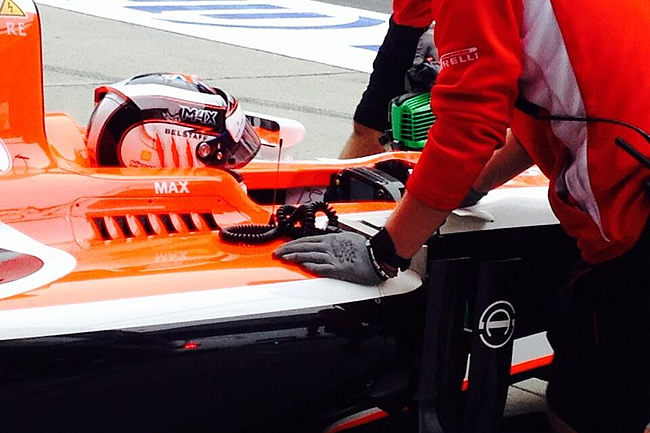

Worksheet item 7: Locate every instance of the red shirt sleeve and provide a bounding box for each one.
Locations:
[392,0,433,28]
[406,0,524,210]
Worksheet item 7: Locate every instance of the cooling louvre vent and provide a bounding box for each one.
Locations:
[91,212,220,241]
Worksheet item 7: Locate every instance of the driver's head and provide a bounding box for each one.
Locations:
[86,73,261,169]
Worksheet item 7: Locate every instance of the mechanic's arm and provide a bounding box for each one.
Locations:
[384,131,533,258]
[471,129,533,193]
[385,192,449,258]
[385,131,533,258]
[385,0,525,259]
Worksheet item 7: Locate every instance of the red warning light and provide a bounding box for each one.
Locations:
[183,341,200,350]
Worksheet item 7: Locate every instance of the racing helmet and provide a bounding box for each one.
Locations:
[86,73,261,169]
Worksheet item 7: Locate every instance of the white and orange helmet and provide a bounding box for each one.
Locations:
[86,73,261,169]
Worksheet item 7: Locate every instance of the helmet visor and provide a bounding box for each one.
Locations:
[224,120,261,169]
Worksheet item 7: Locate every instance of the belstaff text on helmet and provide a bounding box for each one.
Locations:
[164,128,209,141]
[440,47,479,69]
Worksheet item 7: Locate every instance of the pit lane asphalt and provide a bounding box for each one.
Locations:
[39,3,553,432]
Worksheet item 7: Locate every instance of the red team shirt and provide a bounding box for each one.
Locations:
[404,0,650,264]
[393,0,432,28]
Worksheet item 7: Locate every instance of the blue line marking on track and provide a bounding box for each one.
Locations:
[126,4,281,13]
[353,45,380,51]
[166,16,383,30]
[206,12,326,19]
[121,0,385,31]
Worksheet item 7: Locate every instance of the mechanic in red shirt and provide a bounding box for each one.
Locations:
[277,1,649,431]
[339,0,433,158]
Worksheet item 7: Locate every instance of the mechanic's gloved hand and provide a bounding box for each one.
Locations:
[274,232,384,286]
[412,23,438,67]
[459,188,488,208]
[405,23,440,93]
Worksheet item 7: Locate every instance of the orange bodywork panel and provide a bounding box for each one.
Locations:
[0,1,51,169]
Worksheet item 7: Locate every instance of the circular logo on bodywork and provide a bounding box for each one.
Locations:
[477,300,515,349]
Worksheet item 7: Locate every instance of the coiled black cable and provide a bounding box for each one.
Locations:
[303,201,339,236]
[276,203,314,240]
[220,201,339,245]
[219,223,281,245]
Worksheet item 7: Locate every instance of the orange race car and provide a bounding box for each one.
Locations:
[0,2,580,433]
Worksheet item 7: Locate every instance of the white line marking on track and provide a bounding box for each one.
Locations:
[35,0,389,72]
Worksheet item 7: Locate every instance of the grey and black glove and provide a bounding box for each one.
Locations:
[405,23,440,93]
[274,232,385,286]
[412,23,438,67]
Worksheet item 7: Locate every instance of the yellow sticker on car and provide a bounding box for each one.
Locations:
[0,0,25,17]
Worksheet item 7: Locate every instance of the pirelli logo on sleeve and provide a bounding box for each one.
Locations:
[440,47,479,69]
